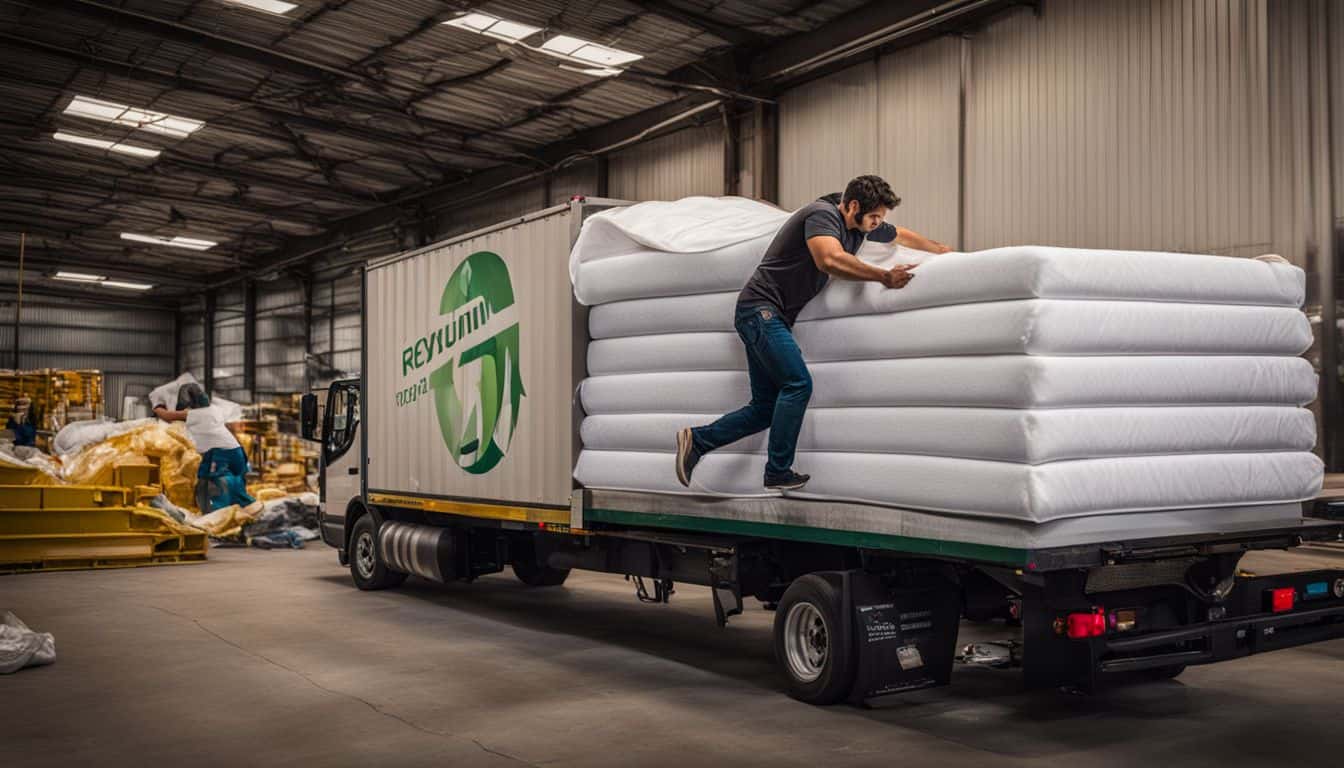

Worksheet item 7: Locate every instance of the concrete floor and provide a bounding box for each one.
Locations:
[3,545,1344,767]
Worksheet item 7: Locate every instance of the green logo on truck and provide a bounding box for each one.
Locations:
[400,251,525,475]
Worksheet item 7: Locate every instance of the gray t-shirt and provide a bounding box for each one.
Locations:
[737,200,897,325]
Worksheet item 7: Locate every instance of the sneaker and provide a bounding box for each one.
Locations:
[675,428,702,487]
[764,470,810,491]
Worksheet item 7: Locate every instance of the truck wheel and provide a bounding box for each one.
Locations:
[774,574,855,705]
[512,559,570,587]
[349,514,407,591]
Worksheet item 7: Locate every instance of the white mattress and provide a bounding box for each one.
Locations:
[579,407,1318,464]
[573,240,1306,308]
[588,301,1311,374]
[574,450,1323,523]
[580,356,1317,413]
[571,198,1305,308]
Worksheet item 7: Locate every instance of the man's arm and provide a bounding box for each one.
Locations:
[807,236,914,289]
[895,226,952,254]
[154,405,187,422]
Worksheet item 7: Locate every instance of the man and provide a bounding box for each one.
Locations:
[154,383,255,512]
[6,396,36,448]
[676,174,951,491]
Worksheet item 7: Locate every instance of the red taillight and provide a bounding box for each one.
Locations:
[1270,587,1296,613]
[1066,608,1107,639]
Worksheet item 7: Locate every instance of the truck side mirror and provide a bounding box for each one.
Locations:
[300,393,319,441]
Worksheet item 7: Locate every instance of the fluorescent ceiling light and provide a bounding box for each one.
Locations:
[219,0,298,14]
[52,131,161,159]
[103,280,155,291]
[121,232,218,250]
[64,95,205,139]
[559,65,623,78]
[443,12,541,42]
[540,34,642,67]
[53,271,106,283]
[443,13,640,71]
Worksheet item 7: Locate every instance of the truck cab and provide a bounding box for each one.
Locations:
[303,378,361,552]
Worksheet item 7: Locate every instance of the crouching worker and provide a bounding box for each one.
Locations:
[6,396,36,448]
[154,383,255,512]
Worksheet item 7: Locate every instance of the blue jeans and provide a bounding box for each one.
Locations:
[197,447,256,511]
[691,304,812,478]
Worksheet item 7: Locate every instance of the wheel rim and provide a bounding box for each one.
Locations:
[783,601,829,683]
[355,530,376,579]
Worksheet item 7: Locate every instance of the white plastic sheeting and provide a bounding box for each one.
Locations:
[569,197,1322,524]
[0,611,55,674]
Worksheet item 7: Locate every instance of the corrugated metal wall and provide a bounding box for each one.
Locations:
[878,37,963,247]
[212,284,248,403]
[310,273,362,385]
[967,0,1272,256]
[778,38,961,244]
[0,290,174,419]
[777,0,1335,265]
[780,60,879,210]
[254,277,306,399]
[608,123,725,201]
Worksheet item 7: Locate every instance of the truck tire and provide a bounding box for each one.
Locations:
[773,574,855,705]
[349,513,407,591]
[512,560,571,587]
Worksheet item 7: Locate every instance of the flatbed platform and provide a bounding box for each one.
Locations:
[579,490,1343,570]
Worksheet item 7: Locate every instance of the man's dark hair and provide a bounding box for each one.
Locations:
[176,382,211,410]
[840,175,900,215]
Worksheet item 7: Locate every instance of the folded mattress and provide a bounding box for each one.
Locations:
[573,450,1323,523]
[574,241,1306,309]
[579,407,1317,464]
[580,356,1317,413]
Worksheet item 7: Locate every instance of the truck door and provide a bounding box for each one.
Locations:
[319,380,361,549]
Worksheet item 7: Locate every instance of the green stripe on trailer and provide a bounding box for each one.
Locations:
[583,506,1030,566]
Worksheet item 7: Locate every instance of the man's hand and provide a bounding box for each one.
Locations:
[895,227,953,255]
[880,265,917,289]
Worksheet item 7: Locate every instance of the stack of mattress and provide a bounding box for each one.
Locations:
[570,197,1323,524]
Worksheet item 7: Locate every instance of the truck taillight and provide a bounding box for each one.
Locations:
[1269,588,1295,613]
[1066,608,1107,639]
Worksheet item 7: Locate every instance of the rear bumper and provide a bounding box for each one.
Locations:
[1099,602,1344,674]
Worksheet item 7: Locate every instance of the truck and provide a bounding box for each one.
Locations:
[301,197,1344,705]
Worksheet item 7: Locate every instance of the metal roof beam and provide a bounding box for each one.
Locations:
[0,170,326,228]
[43,0,370,85]
[747,0,1001,85]
[626,0,768,47]
[0,34,533,167]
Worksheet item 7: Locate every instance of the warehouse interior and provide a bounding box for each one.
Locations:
[3,1,1344,766]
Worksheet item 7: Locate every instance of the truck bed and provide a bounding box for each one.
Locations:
[577,489,1341,571]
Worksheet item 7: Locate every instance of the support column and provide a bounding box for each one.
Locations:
[203,290,216,394]
[243,279,256,400]
[595,155,609,198]
[722,104,740,196]
[301,275,313,392]
[752,102,778,204]
[958,34,970,252]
